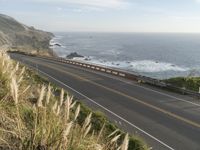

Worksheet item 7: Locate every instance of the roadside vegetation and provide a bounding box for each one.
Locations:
[165,77,200,92]
[0,51,148,150]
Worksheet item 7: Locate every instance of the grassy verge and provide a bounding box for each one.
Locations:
[165,77,200,92]
[7,49,54,57]
[0,51,149,150]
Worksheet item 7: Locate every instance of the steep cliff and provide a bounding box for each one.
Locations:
[0,14,54,53]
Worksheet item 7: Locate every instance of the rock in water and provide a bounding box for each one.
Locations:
[50,43,62,47]
[66,52,84,59]
[54,43,62,47]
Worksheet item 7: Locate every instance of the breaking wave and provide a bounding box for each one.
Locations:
[72,57,189,73]
[128,60,188,72]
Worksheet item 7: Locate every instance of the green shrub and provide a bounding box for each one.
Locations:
[165,77,200,92]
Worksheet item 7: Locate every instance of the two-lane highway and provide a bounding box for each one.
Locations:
[10,53,200,150]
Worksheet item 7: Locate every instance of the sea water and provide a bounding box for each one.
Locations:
[50,32,200,79]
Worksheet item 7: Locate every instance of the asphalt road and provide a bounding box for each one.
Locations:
[10,53,200,150]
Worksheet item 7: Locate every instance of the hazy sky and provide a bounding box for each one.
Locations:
[1,0,200,32]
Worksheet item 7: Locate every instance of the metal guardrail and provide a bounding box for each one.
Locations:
[8,51,200,98]
[37,55,139,80]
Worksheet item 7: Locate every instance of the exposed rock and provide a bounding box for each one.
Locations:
[66,52,84,59]
[84,58,91,61]
[50,43,61,47]
[0,14,54,54]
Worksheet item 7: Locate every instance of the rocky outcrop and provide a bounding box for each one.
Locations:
[0,14,54,53]
[66,52,84,59]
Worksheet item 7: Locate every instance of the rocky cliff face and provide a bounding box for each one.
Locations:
[0,14,54,53]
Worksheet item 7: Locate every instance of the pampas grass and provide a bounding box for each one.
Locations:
[74,104,80,121]
[46,84,51,105]
[0,51,149,150]
[121,133,129,150]
[59,88,64,107]
[10,76,18,105]
[37,85,46,107]
[52,101,58,114]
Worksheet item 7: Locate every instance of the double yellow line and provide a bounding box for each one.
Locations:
[31,59,200,129]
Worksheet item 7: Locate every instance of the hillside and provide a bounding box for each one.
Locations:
[0,51,148,150]
[0,14,53,54]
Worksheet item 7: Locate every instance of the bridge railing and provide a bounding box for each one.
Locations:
[8,51,200,98]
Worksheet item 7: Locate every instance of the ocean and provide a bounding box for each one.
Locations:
[50,32,200,79]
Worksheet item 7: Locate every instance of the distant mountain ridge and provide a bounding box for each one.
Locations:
[0,14,54,53]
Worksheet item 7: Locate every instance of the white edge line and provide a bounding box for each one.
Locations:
[38,56,200,107]
[73,64,200,107]
[16,56,174,149]
[37,68,174,150]
[83,67,200,107]
[13,53,200,107]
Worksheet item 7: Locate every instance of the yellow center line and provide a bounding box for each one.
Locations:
[31,59,200,129]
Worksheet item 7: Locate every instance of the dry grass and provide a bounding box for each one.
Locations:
[0,51,148,150]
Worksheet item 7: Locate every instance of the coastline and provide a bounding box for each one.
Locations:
[50,32,196,80]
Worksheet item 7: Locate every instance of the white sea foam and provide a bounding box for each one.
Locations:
[50,39,66,48]
[50,39,57,45]
[51,32,200,78]
[72,56,94,61]
[129,60,188,72]
[73,57,188,73]
[99,49,121,56]
[50,35,64,45]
